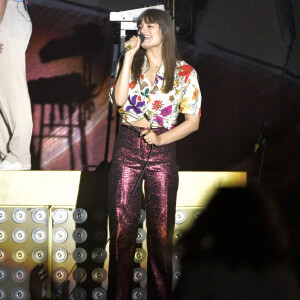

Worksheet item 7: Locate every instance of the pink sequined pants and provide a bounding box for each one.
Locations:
[108,125,179,300]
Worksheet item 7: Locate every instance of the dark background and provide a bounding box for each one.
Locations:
[27,0,299,198]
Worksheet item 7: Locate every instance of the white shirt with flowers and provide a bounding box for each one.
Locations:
[113,59,201,130]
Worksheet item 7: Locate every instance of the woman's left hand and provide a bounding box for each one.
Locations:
[141,129,162,146]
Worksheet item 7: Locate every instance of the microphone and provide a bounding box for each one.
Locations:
[253,121,268,153]
[124,33,145,53]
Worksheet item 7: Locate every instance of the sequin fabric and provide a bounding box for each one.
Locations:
[108,125,179,300]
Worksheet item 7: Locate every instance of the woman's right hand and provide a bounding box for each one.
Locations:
[124,35,141,56]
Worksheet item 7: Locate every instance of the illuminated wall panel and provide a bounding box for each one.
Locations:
[0,171,246,299]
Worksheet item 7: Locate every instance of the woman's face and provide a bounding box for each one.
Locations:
[138,19,163,50]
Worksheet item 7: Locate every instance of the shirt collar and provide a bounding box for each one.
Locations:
[141,57,165,77]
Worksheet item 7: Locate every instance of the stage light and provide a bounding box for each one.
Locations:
[0,249,7,262]
[53,248,68,263]
[91,267,107,283]
[173,270,181,282]
[92,229,106,244]
[133,267,146,283]
[12,228,27,243]
[12,267,27,283]
[132,287,146,300]
[32,227,47,243]
[53,208,68,224]
[72,247,87,263]
[0,230,7,243]
[0,287,7,299]
[73,267,87,282]
[139,209,146,224]
[12,208,27,223]
[175,210,186,224]
[12,249,27,263]
[32,208,47,223]
[134,248,146,264]
[136,228,146,244]
[12,287,27,300]
[72,228,87,243]
[53,228,68,243]
[0,267,7,283]
[73,208,88,224]
[32,248,47,263]
[92,248,107,263]
[72,287,87,300]
[0,209,7,223]
[52,267,68,282]
[92,287,107,300]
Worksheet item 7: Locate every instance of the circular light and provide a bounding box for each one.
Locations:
[172,251,182,261]
[92,248,107,263]
[174,230,183,240]
[93,209,106,223]
[92,287,107,300]
[0,287,7,300]
[72,268,87,283]
[73,208,87,224]
[139,209,146,224]
[0,267,7,283]
[175,210,186,224]
[133,268,146,283]
[12,287,27,300]
[173,270,181,281]
[53,228,68,243]
[72,228,87,244]
[92,229,106,244]
[52,209,68,224]
[132,287,146,300]
[53,268,67,282]
[12,228,27,243]
[32,248,47,263]
[0,249,7,263]
[12,267,27,282]
[72,287,87,300]
[136,228,146,244]
[0,209,7,223]
[53,248,68,263]
[32,228,47,243]
[91,268,107,283]
[134,248,146,263]
[12,249,27,263]
[72,248,87,263]
[193,209,203,220]
[32,208,47,223]
[0,230,7,243]
[12,209,27,223]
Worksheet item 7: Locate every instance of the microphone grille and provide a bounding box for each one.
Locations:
[138,33,145,43]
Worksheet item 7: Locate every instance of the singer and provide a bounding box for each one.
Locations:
[0,0,32,170]
[108,8,201,300]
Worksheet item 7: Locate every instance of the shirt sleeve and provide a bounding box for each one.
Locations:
[179,69,202,117]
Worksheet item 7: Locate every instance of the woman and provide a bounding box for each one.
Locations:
[108,8,201,300]
[0,0,32,170]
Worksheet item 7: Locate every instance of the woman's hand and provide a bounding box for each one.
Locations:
[124,35,141,56]
[0,43,3,54]
[141,129,162,146]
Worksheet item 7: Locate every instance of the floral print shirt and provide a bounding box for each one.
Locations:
[111,59,201,130]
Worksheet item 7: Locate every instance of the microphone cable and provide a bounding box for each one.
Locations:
[67,34,154,299]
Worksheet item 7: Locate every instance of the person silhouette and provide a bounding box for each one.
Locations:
[173,187,300,300]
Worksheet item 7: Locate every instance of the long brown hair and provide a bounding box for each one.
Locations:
[131,9,180,93]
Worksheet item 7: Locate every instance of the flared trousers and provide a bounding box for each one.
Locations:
[108,125,179,300]
[0,0,32,168]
